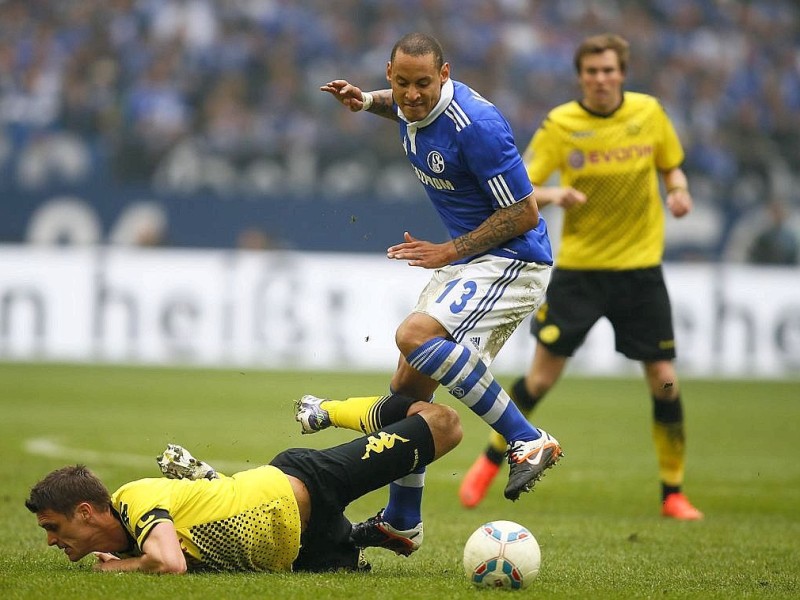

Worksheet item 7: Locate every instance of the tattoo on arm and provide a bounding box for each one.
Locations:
[453,201,528,258]
[366,90,399,121]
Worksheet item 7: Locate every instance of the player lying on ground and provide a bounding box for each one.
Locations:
[25,401,461,573]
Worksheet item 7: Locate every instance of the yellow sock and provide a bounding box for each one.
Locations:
[325,396,384,433]
[652,421,686,487]
[489,430,507,454]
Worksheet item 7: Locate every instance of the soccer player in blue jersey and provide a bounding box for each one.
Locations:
[310,32,562,556]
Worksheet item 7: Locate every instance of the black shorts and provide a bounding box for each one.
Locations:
[270,415,434,571]
[531,266,676,361]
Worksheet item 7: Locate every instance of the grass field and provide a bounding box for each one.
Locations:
[1,362,798,599]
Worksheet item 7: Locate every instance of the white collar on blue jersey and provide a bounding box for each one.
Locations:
[398,78,454,154]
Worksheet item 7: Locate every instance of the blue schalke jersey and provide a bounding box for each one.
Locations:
[395,79,552,265]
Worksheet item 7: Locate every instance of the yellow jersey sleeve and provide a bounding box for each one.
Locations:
[112,465,301,572]
[111,478,173,549]
[524,92,684,269]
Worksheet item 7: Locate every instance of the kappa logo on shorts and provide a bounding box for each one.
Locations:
[361,431,410,459]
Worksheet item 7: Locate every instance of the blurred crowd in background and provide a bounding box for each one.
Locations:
[0,0,798,263]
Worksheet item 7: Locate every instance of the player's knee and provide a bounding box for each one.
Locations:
[395,314,446,356]
[525,373,554,398]
[441,403,462,436]
[421,404,462,454]
[395,325,424,355]
[439,405,462,451]
[644,360,678,397]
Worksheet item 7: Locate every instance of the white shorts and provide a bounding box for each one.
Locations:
[412,255,551,365]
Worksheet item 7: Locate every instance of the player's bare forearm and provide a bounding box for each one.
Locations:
[387,196,537,267]
[320,81,398,121]
[662,167,688,193]
[366,89,399,121]
[533,185,587,208]
[93,555,150,573]
[661,167,692,218]
[452,196,538,258]
[93,553,185,574]
[387,231,457,268]
[93,522,187,574]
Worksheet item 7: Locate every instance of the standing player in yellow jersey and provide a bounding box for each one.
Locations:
[25,401,461,573]
[459,33,702,520]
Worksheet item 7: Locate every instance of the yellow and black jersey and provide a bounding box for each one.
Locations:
[111,465,301,572]
[524,91,684,270]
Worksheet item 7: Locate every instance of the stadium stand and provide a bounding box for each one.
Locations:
[0,0,798,259]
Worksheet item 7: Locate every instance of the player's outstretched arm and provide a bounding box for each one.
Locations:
[320,80,398,121]
[94,522,187,574]
[320,79,365,111]
[363,89,398,121]
[532,185,587,209]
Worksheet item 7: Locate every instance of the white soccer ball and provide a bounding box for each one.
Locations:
[463,520,541,590]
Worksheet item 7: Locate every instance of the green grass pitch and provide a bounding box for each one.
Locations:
[1,362,798,599]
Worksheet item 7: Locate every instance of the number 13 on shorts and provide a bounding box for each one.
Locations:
[435,278,477,314]
[413,257,550,364]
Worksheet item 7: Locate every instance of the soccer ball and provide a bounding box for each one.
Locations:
[463,520,541,590]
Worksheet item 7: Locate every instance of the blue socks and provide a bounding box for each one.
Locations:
[383,337,540,530]
[383,467,425,530]
[408,337,540,442]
